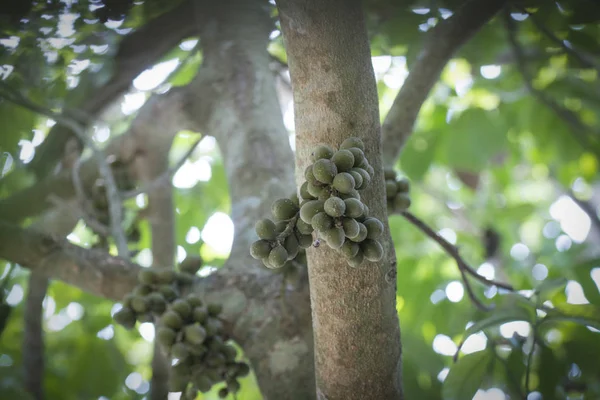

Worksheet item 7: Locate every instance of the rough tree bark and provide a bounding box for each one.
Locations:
[128,94,190,400]
[181,1,317,398]
[277,1,403,399]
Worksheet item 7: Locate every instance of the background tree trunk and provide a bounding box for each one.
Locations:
[277,0,403,399]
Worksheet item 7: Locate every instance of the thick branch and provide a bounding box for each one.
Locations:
[27,0,200,179]
[381,0,506,165]
[0,221,139,301]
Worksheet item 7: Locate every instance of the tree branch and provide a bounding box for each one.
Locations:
[0,220,139,301]
[26,0,201,180]
[503,9,600,158]
[381,0,507,165]
[0,84,129,258]
[400,211,513,310]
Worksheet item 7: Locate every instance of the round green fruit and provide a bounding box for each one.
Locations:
[363,218,384,239]
[324,196,346,218]
[331,149,355,172]
[268,245,288,268]
[332,172,356,194]
[340,137,365,151]
[311,144,334,161]
[250,239,272,260]
[361,239,384,262]
[255,218,277,240]
[272,198,299,221]
[312,159,338,184]
[322,226,345,249]
[300,200,325,224]
[343,198,364,218]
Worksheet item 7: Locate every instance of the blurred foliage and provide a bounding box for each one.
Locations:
[0,0,600,399]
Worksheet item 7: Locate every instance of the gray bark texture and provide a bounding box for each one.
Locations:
[276,0,403,399]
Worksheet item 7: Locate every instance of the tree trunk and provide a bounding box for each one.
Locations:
[182,1,317,398]
[277,1,404,399]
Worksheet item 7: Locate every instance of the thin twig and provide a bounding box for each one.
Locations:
[122,138,202,199]
[0,83,129,259]
[400,211,514,299]
[515,5,600,73]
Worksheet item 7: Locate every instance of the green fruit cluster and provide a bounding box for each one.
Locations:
[156,293,250,399]
[299,137,385,268]
[250,193,314,269]
[384,167,411,213]
[112,257,202,330]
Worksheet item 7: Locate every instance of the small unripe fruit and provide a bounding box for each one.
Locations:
[305,165,317,184]
[396,177,410,193]
[296,218,314,235]
[331,149,355,172]
[137,268,157,285]
[339,189,360,200]
[156,269,176,284]
[344,198,364,218]
[307,181,328,198]
[193,306,208,323]
[384,168,397,180]
[300,200,325,224]
[274,220,287,234]
[386,181,398,199]
[171,342,190,360]
[113,307,136,329]
[340,240,360,258]
[172,299,192,320]
[161,310,184,330]
[131,296,148,313]
[234,363,250,377]
[272,198,299,221]
[268,245,288,268]
[159,285,178,301]
[255,218,277,240]
[222,344,238,361]
[340,137,365,151]
[312,159,338,184]
[349,222,368,242]
[250,240,271,260]
[347,147,366,167]
[365,164,375,177]
[364,218,384,239]
[349,170,363,189]
[184,323,207,345]
[227,380,241,393]
[332,172,356,194]
[350,167,370,190]
[194,374,213,393]
[311,144,334,161]
[180,255,203,275]
[297,233,314,248]
[284,234,299,260]
[341,217,360,238]
[323,226,345,249]
[218,388,229,398]
[324,196,346,217]
[300,181,314,199]
[394,193,411,211]
[156,326,177,348]
[186,293,203,307]
[311,212,334,231]
[207,303,223,316]
[362,239,384,262]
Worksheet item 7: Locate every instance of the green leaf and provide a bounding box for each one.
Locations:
[399,129,440,181]
[438,108,509,172]
[534,277,568,300]
[442,350,493,400]
[456,304,533,354]
[542,303,600,330]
